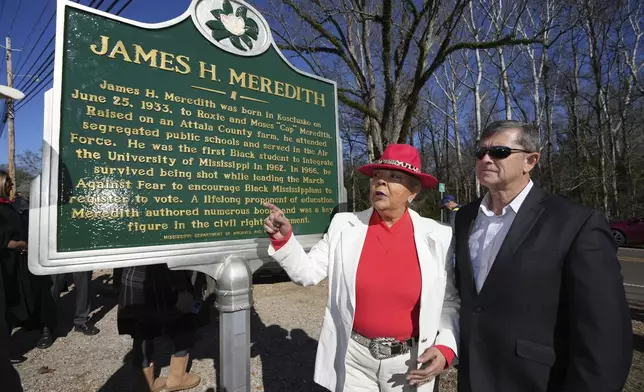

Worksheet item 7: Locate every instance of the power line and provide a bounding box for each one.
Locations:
[105,0,124,13]
[0,1,6,27]
[13,0,81,89]
[15,0,129,92]
[8,0,23,33]
[16,65,54,103]
[14,36,54,91]
[14,74,53,112]
[13,0,134,113]
[115,0,134,15]
[94,0,109,10]
[13,12,55,84]
[14,0,119,92]
[16,52,54,95]
[14,2,51,67]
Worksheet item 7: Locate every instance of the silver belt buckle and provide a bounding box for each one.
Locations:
[368,337,405,360]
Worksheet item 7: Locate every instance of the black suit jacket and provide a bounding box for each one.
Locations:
[454,185,632,392]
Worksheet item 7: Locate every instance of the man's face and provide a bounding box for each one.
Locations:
[442,201,456,210]
[476,129,539,190]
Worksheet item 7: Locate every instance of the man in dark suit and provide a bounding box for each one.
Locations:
[454,120,632,392]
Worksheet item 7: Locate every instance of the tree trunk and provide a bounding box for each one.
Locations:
[499,47,512,120]
[620,82,635,217]
[543,58,555,193]
[469,2,484,198]
[570,31,587,205]
[587,18,610,213]
[608,123,619,217]
[451,91,463,202]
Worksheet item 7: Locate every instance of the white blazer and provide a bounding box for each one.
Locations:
[268,208,460,392]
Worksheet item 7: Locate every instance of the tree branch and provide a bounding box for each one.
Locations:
[337,92,381,120]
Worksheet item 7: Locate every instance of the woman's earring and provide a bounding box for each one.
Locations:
[408,196,414,204]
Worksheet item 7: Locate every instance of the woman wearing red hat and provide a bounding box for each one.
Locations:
[264,144,459,392]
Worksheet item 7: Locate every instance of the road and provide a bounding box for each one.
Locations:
[619,247,644,308]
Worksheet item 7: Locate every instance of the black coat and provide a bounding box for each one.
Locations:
[0,203,56,330]
[118,264,202,340]
[454,185,632,392]
[0,223,23,391]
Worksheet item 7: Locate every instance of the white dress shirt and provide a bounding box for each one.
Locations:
[468,180,534,292]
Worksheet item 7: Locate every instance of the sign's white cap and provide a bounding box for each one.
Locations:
[0,85,25,100]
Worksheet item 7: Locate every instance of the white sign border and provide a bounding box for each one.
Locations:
[28,0,345,274]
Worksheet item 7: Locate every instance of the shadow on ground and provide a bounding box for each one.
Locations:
[99,269,322,392]
[55,273,118,338]
[9,273,118,361]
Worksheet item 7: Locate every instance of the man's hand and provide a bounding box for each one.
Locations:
[407,346,447,387]
[263,202,292,241]
[175,291,193,314]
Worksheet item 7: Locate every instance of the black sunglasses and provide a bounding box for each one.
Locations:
[476,146,532,160]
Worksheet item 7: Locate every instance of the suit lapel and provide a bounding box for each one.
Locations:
[458,200,481,297]
[477,186,547,298]
[341,208,371,311]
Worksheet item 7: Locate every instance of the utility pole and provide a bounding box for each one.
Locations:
[5,36,15,200]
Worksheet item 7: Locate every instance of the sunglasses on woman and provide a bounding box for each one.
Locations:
[476,146,532,160]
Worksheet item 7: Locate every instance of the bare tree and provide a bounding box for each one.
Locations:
[266,0,547,159]
[464,0,491,197]
[617,0,643,216]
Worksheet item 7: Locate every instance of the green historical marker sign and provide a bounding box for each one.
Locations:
[29,0,343,274]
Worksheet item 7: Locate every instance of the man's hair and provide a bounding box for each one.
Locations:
[480,120,541,153]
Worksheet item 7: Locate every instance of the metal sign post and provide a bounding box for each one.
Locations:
[214,256,253,392]
[168,255,253,392]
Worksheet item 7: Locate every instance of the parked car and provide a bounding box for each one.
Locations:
[610,217,644,247]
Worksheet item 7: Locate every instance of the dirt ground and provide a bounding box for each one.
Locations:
[10,271,644,391]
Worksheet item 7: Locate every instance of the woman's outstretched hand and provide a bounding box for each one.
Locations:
[263,202,292,241]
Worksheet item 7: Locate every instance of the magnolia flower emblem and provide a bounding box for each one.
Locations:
[206,0,259,52]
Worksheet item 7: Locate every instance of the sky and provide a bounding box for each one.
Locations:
[0,0,273,164]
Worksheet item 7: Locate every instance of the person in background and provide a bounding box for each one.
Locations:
[264,144,459,392]
[51,271,100,336]
[112,268,122,295]
[0,86,26,391]
[13,192,28,215]
[0,170,57,351]
[0,215,24,391]
[454,120,632,392]
[440,195,461,230]
[117,265,202,392]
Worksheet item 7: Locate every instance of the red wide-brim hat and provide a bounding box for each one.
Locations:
[357,144,438,189]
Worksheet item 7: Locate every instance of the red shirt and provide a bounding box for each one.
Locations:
[353,209,421,340]
[270,210,455,366]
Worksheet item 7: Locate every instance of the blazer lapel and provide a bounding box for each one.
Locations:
[457,200,481,297]
[341,208,372,311]
[477,186,547,298]
[409,209,436,277]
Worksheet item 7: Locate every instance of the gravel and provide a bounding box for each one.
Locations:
[10,270,644,392]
